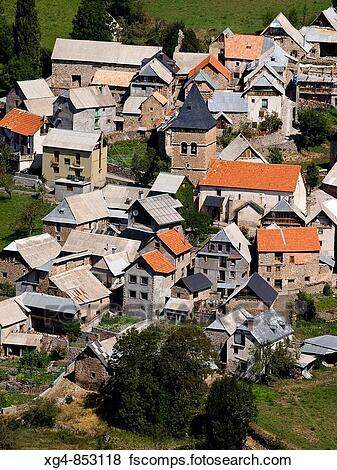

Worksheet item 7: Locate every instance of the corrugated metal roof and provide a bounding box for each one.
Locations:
[50,265,110,304]
[150,173,185,194]
[17,78,54,100]
[218,133,267,162]
[205,307,252,336]
[52,38,161,66]
[67,191,109,225]
[20,292,79,315]
[139,58,173,84]
[103,184,149,209]
[3,332,43,347]
[208,91,248,113]
[43,128,101,152]
[137,194,183,226]
[69,86,115,109]
[164,297,193,313]
[104,252,130,276]
[122,96,147,115]
[238,309,293,345]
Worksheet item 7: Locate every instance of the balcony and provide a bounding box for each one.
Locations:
[69,162,84,170]
[67,174,86,182]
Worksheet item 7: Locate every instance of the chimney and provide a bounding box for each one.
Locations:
[247,317,254,331]
[139,190,144,199]
[238,242,241,251]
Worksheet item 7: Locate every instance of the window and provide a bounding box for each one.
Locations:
[235,61,240,66]
[275,266,281,272]
[91,372,96,379]
[2,272,7,278]
[266,266,271,272]
[190,142,197,155]
[274,279,282,289]
[53,166,59,173]
[64,158,70,165]
[66,185,73,191]
[54,150,59,163]
[75,153,81,166]
[177,293,181,298]
[216,190,221,196]
[94,117,100,129]
[181,142,188,155]
[251,98,255,103]
[56,223,61,233]
[141,292,148,300]
[261,98,268,109]
[234,333,245,346]
[305,276,310,282]
[193,292,198,299]
[290,255,295,264]
[203,269,208,274]
[233,72,240,79]
[116,121,123,132]
[275,252,283,262]
[203,256,208,262]
[218,244,223,251]
[185,163,190,169]
[129,275,137,284]
[238,193,241,200]
[233,346,239,355]
[288,279,295,284]
[129,290,137,298]
[71,75,81,87]
[210,243,215,251]
[141,277,148,286]
[318,227,323,234]
[155,241,160,249]
[229,271,235,279]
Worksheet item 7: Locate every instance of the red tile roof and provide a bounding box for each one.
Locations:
[257,227,320,253]
[224,34,265,60]
[199,161,301,193]
[157,228,192,256]
[0,108,44,136]
[188,54,231,81]
[142,249,175,274]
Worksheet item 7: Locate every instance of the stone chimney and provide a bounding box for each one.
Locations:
[174,29,184,54]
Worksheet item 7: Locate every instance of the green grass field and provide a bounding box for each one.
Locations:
[254,369,337,449]
[144,0,329,34]
[4,0,80,50]
[108,140,148,168]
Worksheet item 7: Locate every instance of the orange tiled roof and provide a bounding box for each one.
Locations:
[0,108,44,136]
[199,161,301,193]
[188,54,231,81]
[224,34,265,60]
[157,228,192,256]
[142,249,175,274]
[257,227,320,253]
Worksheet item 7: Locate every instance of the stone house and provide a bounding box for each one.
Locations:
[218,133,267,163]
[139,92,168,130]
[224,309,293,374]
[0,108,49,172]
[130,56,174,99]
[43,190,110,244]
[140,228,192,282]
[6,78,54,112]
[122,96,147,132]
[208,91,248,133]
[126,194,184,236]
[164,273,212,322]
[242,65,285,127]
[50,38,161,90]
[184,70,219,101]
[74,336,117,391]
[123,249,176,319]
[256,226,333,294]
[42,128,107,189]
[223,272,278,315]
[0,297,30,354]
[261,12,311,59]
[163,84,217,186]
[209,27,234,61]
[187,54,232,90]
[52,86,117,134]
[0,233,61,286]
[91,69,135,103]
[49,264,111,325]
[306,198,337,260]
[296,63,337,106]
[198,160,307,229]
[261,198,306,227]
[223,34,274,84]
[173,51,209,93]
[322,161,337,197]
[194,223,251,297]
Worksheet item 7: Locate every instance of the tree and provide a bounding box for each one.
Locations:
[205,377,256,449]
[296,291,317,321]
[101,324,213,436]
[13,0,41,77]
[259,112,282,133]
[287,7,300,29]
[0,174,14,199]
[0,141,13,174]
[332,1,337,10]
[267,146,284,164]
[107,0,144,24]
[0,418,16,450]
[19,350,50,371]
[297,108,330,148]
[157,21,201,58]
[323,283,333,297]
[131,146,169,186]
[306,163,320,192]
[71,0,112,41]
[0,0,13,64]
[252,340,298,384]
[61,320,81,342]
[16,199,45,236]
[23,399,58,427]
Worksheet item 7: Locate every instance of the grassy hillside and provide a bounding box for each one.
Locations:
[144,0,330,34]
[4,0,80,50]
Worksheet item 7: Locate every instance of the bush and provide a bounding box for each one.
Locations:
[23,398,58,428]
[0,282,16,297]
[259,112,282,133]
[50,344,67,360]
[238,121,254,138]
[296,291,317,321]
[306,163,320,192]
[217,127,235,147]
[19,350,50,371]
[323,283,333,297]
[61,321,81,342]
[296,108,330,148]
[0,418,16,450]
[267,146,284,164]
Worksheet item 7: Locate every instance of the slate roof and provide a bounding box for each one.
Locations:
[52,38,161,66]
[208,91,248,114]
[4,233,61,269]
[102,185,150,210]
[20,292,79,315]
[200,160,301,192]
[0,108,44,136]
[69,86,115,109]
[225,272,278,307]
[203,195,224,208]
[136,194,183,226]
[205,307,253,335]
[17,78,54,99]
[0,297,29,328]
[218,133,267,162]
[50,265,110,304]
[178,273,212,293]
[43,128,101,152]
[184,70,219,90]
[243,71,285,95]
[238,309,293,345]
[167,84,216,131]
[137,57,174,84]
[301,335,337,356]
[150,172,185,194]
[264,198,306,222]
[257,226,320,253]
[262,12,311,52]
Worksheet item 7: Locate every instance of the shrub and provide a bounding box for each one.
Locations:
[23,398,58,427]
[296,291,317,321]
[19,350,50,371]
[323,283,333,297]
[61,321,81,342]
[0,282,16,297]
[296,108,330,148]
[267,146,284,163]
[259,112,282,133]
[0,418,16,450]
[50,344,67,360]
